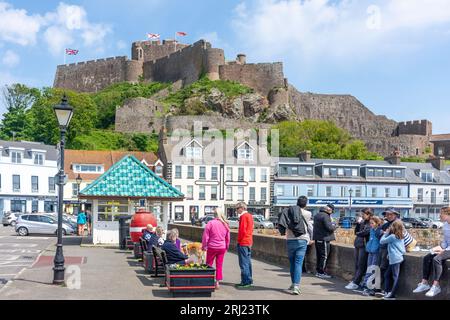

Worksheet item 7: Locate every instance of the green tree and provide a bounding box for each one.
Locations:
[273,120,380,160]
[0,84,40,140]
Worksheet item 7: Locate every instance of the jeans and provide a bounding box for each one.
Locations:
[353,247,368,285]
[363,252,380,287]
[384,262,401,297]
[206,248,227,281]
[315,240,331,274]
[237,244,253,285]
[287,240,308,285]
[422,251,450,282]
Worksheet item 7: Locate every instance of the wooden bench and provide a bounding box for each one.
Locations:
[151,245,167,279]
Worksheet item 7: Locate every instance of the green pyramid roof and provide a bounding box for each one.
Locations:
[79,155,183,199]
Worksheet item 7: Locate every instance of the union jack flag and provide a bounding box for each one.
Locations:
[65,48,79,55]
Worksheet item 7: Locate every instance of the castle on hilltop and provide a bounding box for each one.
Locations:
[53,39,436,158]
[53,39,285,97]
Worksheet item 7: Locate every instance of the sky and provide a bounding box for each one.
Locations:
[0,0,449,133]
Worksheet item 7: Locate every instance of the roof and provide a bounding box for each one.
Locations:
[79,155,183,199]
[0,140,58,160]
[65,149,158,180]
[431,134,450,142]
[279,157,399,167]
[402,162,450,185]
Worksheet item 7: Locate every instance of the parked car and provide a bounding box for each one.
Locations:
[227,216,239,229]
[401,217,428,229]
[195,215,215,227]
[401,221,413,229]
[268,216,279,228]
[15,214,75,236]
[2,212,22,227]
[253,216,274,229]
[46,213,78,230]
[431,220,444,229]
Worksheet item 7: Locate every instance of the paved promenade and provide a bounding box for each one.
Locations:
[0,234,375,300]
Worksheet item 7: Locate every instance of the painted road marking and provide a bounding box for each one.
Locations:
[0,249,41,254]
[0,244,38,248]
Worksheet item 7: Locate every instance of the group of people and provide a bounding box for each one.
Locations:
[343,206,450,299]
[76,210,92,236]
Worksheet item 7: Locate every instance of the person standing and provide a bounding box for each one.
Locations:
[235,202,254,288]
[278,196,313,295]
[76,210,87,236]
[202,208,230,289]
[345,208,373,291]
[85,210,92,235]
[313,204,337,279]
[412,207,450,297]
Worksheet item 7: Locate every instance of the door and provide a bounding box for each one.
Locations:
[38,215,57,234]
[26,215,43,233]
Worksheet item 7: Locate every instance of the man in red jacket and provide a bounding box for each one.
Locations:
[236,202,254,288]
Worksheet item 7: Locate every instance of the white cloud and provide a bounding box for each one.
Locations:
[116,40,127,50]
[0,2,42,46]
[0,2,111,56]
[2,49,19,67]
[231,0,450,64]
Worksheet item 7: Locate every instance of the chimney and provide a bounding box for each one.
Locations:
[298,150,311,162]
[385,149,401,165]
[426,156,446,171]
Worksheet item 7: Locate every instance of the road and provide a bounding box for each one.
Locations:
[0,226,54,290]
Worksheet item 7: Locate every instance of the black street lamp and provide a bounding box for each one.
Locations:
[76,173,83,214]
[53,94,74,285]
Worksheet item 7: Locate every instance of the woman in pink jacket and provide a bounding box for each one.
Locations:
[202,207,230,289]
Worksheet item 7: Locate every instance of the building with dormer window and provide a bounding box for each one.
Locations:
[0,140,58,215]
[158,131,273,221]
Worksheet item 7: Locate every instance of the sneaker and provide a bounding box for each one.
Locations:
[352,286,366,293]
[374,290,386,298]
[235,283,252,288]
[316,272,332,279]
[291,286,301,295]
[413,282,431,293]
[345,282,359,290]
[382,292,396,300]
[288,284,295,290]
[425,285,441,297]
[362,288,375,297]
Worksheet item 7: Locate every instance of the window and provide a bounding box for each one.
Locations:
[375,169,383,177]
[174,206,184,221]
[32,200,38,213]
[237,145,253,160]
[11,200,26,212]
[189,206,199,219]
[238,168,244,181]
[199,166,206,180]
[238,187,244,201]
[326,186,332,197]
[367,169,374,177]
[371,187,377,198]
[355,187,362,198]
[211,167,218,180]
[205,206,218,215]
[340,186,347,197]
[226,186,233,201]
[421,172,434,183]
[385,169,393,177]
[34,153,44,165]
[199,186,205,200]
[352,169,358,177]
[330,168,337,177]
[74,164,104,173]
[323,168,330,176]
[97,199,129,222]
[418,188,424,202]
[260,187,267,202]
[291,166,298,176]
[31,176,38,192]
[276,185,285,196]
[394,170,403,178]
[155,165,163,176]
[438,147,444,156]
[44,201,56,213]
[0,174,1,190]
[226,167,233,181]
[185,185,193,200]
[280,166,288,176]
[211,186,217,200]
[397,188,402,197]
[175,166,182,179]
[261,168,268,182]
[293,185,299,197]
[344,168,352,177]
[72,183,79,197]
[307,185,314,197]
[304,166,313,177]
[11,151,22,164]
[385,188,390,198]
[249,168,256,182]
[444,189,449,203]
[13,175,20,192]
[174,185,181,192]
[431,189,436,204]
[337,168,344,176]
[186,145,202,158]
[187,166,194,179]
[249,187,256,201]
[48,177,55,193]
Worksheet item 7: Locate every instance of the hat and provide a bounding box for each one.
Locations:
[382,208,400,216]
[326,203,335,212]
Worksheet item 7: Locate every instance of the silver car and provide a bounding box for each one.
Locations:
[2,212,22,227]
[228,217,240,229]
[253,216,274,229]
[15,214,75,236]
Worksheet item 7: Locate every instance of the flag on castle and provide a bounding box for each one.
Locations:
[147,33,160,39]
[65,48,79,55]
[176,31,187,36]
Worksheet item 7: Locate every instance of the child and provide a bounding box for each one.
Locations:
[362,216,383,296]
[379,220,406,300]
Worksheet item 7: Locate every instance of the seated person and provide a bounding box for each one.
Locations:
[148,226,165,250]
[172,228,182,251]
[162,230,191,265]
[142,224,155,246]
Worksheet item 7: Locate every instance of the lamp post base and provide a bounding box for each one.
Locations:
[53,244,65,284]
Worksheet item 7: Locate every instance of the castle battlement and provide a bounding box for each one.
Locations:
[397,119,432,137]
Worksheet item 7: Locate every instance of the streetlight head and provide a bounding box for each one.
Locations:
[53,94,74,128]
[76,173,83,185]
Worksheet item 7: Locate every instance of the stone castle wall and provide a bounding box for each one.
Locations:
[219,62,285,97]
[115,97,165,134]
[398,120,432,137]
[53,56,131,93]
[132,39,189,62]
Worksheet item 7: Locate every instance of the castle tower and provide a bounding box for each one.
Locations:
[236,54,246,65]
[205,48,225,81]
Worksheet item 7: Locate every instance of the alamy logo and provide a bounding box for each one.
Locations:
[366,5,381,30]
[66,265,81,290]
[365,265,381,290]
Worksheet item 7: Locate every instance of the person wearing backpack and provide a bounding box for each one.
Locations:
[278,196,313,295]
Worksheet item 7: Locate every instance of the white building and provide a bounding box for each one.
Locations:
[0,140,58,215]
[159,131,273,221]
[405,158,450,220]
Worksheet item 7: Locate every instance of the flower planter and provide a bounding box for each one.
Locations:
[166,264,216,297]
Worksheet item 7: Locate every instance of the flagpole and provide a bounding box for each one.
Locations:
[63,49,66,65]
